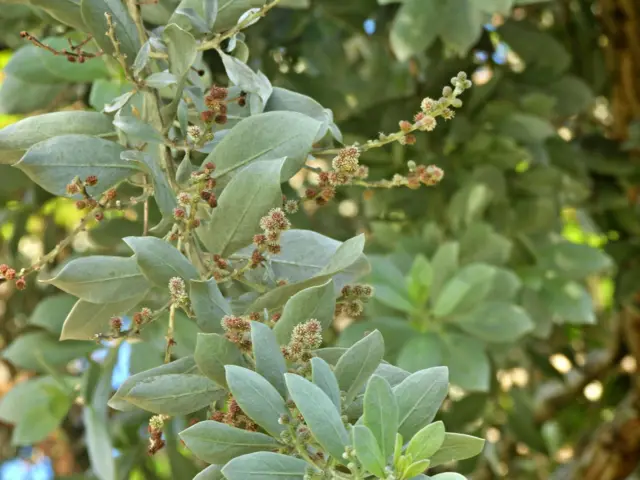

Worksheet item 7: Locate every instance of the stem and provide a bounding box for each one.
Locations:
[198,0,282,52]
[143,175,150,236]
[164,303,177,363]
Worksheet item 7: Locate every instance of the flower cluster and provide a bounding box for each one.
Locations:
[132,307,153,333]
[253,207,291,256]
[201,85,229,125]
[65,175,118,221]
[210,398,258,432]
[0,264,26,291]
[221,314,252,351]
[147,415,167,455]
[168,277,189,307]
[305,147,369,206]
[336,284,374,318]
[282,319,322,362]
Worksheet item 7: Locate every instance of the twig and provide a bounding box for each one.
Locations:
[164,303,177,363]
[20,31,102,59]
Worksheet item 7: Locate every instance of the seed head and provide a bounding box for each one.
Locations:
[418,165,444,186]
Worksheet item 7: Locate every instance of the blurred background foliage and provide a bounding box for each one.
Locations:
[0,0,640,479]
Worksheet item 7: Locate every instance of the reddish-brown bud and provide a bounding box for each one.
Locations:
[238,97,246,107]
[190,219,201,228]
[75,200,87,210]
[20,31,28,38]
[200,191,211,201]
[200,110,214,123]
[206,178,217,189]
[305,188,316,199]
[110,317,122,331]
[67,55,76,63]
[105,189,117,200]
[4,268,16,280]
[0,264,8,275]
[94,211,104,221]
[249,312,261,321]
[204,162,215,172]
[403,134,417,145]
[85,175,98,186]
[317,171,330,186]
[214,114,227,125]
[15,277,26,290]
[133,312,143,325]
[272,313,282,322]
[78,56,85,64]
[173,207,186,219]
[208,195,218,208]
[87,198,98,208]
[267,244,281,255]
[251,249,265,267]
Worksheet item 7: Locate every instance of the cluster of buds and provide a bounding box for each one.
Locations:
[190,162,218,208]
[221,315,252,351]
[381,71,472,147]
[406,162,444,188]
[201,85,229,125]
[168,277,189,308]
[253,207,291,258]
[209,254,231,281]
[147,415,168,455]
[282,319,322,362]
[65,175,116,221]
[335,284,374,318]
[305,147,369,206]
[210,397,258,431]
[132,307,153,333]
[110,316,122,335]
[0,264,26,290]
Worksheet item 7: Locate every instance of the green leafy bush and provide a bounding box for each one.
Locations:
[0,0,482,478]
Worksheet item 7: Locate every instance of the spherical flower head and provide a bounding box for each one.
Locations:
[177,192,191,206]
[441,108,455,120]
[355,165,369,179]
[284,199,299,214]
[110,316,122,331]
[188,125,202,139]
[222,315,250,332]
[332,154,359,174]
[0,264,8,275]
[345,300,364,317]
[173,207,186,220]
[416,115,437,132]
[149,415,165,431]
[253,233,266,246]
[266,230,280,243]
[268,208,291,231]
[200,110,214,123]
[399,134,416,145]
[328,171,350,186]
[419,165,444,186]
[450,98,463,108]
[266,243,281,255]
[259,214,277,232]
[169,276,186,298]
[209,85,228,100]
[420,97,437,113]
[85,175,98,186]
[15,277,26,290]
[251,249,265,267]
[75,200,87,210]
[290,319,323,352]
[399,120,412,132]
[442,86,453,97]
[140,307,152,320]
